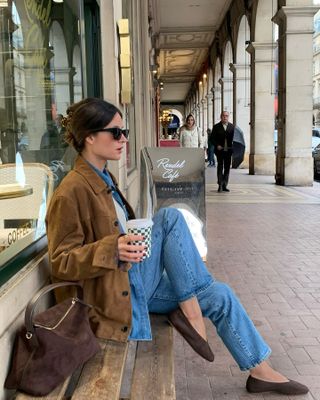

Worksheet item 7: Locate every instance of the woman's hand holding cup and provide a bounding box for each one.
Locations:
[118,218,154,263]
[118,234,146,262]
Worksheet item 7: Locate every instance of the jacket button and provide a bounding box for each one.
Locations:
[107,188,112,194]
[122,291,128,296]
[114,221,119,226]
[121,326,128,332]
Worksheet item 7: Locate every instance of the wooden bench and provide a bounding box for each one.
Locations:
[14,314,175,400]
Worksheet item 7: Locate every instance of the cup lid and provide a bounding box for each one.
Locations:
[126,218,153,229]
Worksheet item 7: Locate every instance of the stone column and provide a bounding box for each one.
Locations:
[100,0,121,106]
[195,103,201,126]
[206,92,213,130]
[220,76,233,121]
[274,3,318,185]
[54,67,72,113]
[214,85,222,124]
[24,53,49,150]
[247,42,277,175]
[202,98,207,133]
[230,63,251,168]
[198,101,203,132]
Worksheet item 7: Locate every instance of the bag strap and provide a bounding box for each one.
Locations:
[25,282,83,348]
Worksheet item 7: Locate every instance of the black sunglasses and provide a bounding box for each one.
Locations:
[90,127,129,140]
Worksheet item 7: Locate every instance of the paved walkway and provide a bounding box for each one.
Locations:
[174,167,320,400]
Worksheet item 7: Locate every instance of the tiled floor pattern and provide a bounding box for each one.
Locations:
[174,169,320,400]
[206,184,320,204]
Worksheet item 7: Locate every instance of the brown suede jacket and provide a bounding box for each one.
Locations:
[45,155,135,342]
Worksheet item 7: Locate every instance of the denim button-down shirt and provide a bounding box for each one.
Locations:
[89,163,152,341]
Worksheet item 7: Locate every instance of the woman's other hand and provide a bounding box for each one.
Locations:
[118,234,146,262]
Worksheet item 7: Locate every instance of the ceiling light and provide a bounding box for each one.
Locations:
[53,0,64,3]
[203,73,207,79]
[150,64,158,74]
[199,81,202,85]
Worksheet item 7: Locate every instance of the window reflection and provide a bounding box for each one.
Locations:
[0,0,84,268]
[73,44,82,102]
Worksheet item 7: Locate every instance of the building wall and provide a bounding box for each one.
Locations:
[313,11,320,126]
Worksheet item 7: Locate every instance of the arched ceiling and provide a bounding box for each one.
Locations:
[150,0,233,103]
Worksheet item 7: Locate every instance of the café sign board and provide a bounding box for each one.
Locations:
[140,147,207,258]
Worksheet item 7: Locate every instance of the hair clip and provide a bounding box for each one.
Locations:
[61,116,69,128]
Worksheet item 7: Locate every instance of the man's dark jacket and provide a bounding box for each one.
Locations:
[210,122,234,154]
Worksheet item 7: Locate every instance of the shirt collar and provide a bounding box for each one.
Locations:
[86,160,115,188]
[73,155,115,194]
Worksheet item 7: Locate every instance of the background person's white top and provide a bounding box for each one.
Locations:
[179,125,204,148]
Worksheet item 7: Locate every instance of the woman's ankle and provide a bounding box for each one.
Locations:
[179,299,207,340]
[250,362,288,383]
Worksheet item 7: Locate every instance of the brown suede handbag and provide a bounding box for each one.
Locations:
[4,282,100,396]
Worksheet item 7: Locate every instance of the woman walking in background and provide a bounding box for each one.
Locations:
[179,114,204,148]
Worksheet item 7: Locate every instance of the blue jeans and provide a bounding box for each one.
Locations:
[134,208,271,371]
[207,144,215,165]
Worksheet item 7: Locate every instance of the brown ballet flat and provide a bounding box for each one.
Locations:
[246,375,309,395]
[168,308,214,362]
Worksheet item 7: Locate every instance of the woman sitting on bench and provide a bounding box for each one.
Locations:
[46,98,308,396]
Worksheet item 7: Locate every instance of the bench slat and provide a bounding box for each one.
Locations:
[15,375,72,400]
[119,341,137,400]
[71,339,128,400]
[130,314,176,400]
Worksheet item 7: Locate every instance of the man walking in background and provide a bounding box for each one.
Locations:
[211,111,234,192]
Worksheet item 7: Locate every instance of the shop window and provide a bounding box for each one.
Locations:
[0,0,86,283]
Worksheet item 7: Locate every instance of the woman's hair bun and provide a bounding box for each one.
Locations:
[61,98,122,153]
[62,111,80,150]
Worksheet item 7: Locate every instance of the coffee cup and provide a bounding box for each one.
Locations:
[126,218,153,260]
